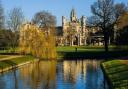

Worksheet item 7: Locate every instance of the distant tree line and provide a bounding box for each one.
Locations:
[0,0,56,55]
[115,13,128,45]
[0,0,24,52]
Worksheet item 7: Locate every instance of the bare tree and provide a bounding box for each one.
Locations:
[7,8,24,52]
[90,0,128,52]
[0,0,4,29]
[32,11,56,28]
[91,0,115,52]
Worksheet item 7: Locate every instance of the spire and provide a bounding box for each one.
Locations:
[70,8,77,21]
[71,8,76,17]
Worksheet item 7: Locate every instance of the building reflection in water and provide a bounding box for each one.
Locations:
[57,60,104,89]
[0,60,105,89]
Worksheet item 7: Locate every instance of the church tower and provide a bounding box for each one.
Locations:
[61,8,89,46]
[70,8,77,21]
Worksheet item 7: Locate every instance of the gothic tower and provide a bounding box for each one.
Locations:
[70,8,77,21]
[61,8,89,46]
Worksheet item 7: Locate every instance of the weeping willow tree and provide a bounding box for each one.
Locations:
[19,11,57,59]
[40,26,57,59]
[19,22,56,59]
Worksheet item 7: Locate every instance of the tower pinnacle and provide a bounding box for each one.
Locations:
[70,8,77,21]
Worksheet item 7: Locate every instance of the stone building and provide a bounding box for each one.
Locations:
[56,9,104,46]
[21,9,104,46]
[61,8,89,46]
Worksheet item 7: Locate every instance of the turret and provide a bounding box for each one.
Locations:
[70,8,77,21]
[62,16,66,26]
[81,16,86,26]
[81,16,87,35]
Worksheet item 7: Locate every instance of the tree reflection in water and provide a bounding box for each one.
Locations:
[0,60,106,89]
[19,60,57,89]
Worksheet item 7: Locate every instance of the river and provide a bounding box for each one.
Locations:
[0,59,107,89]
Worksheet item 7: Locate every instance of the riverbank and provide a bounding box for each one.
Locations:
[57,46,128,59]
[1,46,128,60]
[57,51,128,59]
[0,55,36,73]
[101,60,128,89]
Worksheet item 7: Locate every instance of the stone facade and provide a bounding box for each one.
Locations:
[21,9,105,46]
[62,9,89,46]
[56,9,104,46]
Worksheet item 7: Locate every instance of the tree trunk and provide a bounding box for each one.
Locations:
[103,29,109,52]
[104,36,108,52]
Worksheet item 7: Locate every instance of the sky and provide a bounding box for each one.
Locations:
[2,0,128,26]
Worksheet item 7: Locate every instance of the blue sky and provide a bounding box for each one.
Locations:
[2,0,128,26]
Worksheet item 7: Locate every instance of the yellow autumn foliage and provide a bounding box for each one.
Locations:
[19,23,56,59]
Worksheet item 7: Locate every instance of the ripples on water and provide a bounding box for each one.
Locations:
[0,60,106,89]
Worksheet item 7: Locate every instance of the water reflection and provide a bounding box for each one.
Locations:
[0,60,105,89]
[58,60,104,89]
[19,61,56,89]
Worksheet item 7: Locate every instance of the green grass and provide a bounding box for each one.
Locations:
[0,55,35,69]
[102,60,128,89]
[57,45,128,52]
[57,46,105,52]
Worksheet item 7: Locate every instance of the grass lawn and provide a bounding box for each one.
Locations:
[0,55,35,69]
[102,60,128,89]
[57,46,106,52]
[57,45,128,52]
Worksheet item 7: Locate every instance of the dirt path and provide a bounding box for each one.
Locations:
[0,55,23,61]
